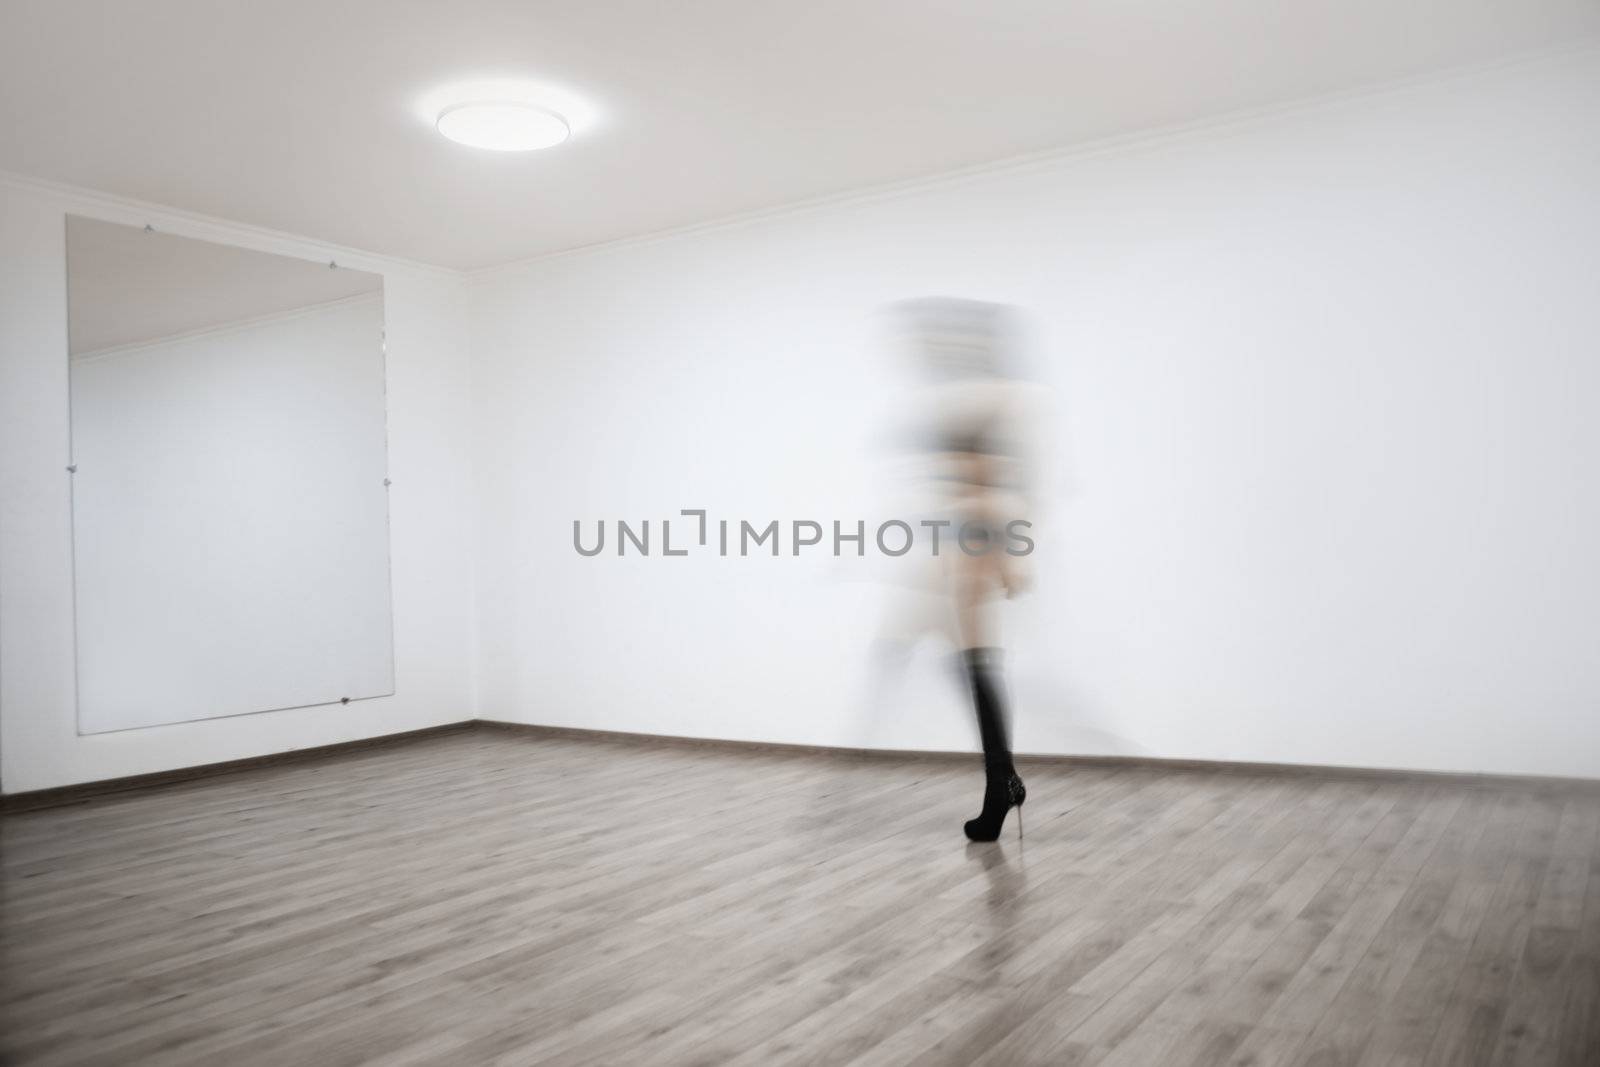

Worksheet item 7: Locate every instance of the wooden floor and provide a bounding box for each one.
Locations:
[2,729,1598,1066]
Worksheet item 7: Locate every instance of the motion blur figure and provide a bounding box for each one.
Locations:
[879,297,1043,841]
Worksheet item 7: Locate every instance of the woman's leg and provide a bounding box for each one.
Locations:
[952,552,1025,840]
[962,646,1012,777]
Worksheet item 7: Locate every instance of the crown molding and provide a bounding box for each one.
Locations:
[470,37,1600,278]
[0,170,465,280]
[71,291,384,364]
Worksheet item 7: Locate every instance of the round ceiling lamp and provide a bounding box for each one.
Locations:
[436,101,570,151]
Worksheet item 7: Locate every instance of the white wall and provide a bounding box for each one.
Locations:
[470,52,1600,778]
[4,51,1597,791]
[72,296,394,733]
[1,177,478,792]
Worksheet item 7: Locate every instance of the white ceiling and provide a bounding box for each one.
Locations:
[5,1,1598,271]
[66,216,380,355]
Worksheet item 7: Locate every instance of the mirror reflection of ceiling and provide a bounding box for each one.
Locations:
[66,217,382,357]
[5,1,1598,271]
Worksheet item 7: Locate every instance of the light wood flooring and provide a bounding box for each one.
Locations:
[2,727,1598,1065]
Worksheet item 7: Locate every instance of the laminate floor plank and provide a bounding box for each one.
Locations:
[3,730,1597,1065]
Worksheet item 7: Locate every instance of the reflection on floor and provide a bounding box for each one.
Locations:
[2,728,1597,1065]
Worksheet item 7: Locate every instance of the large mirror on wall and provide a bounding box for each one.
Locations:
[66,216,395,734]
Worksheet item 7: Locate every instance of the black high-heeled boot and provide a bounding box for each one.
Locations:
[965,764,1027,842]
[961,648,1026,842]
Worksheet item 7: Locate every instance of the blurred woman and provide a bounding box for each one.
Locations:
[884,297,1038,841]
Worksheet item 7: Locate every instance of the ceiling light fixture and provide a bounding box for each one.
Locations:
[436,101,570,151]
